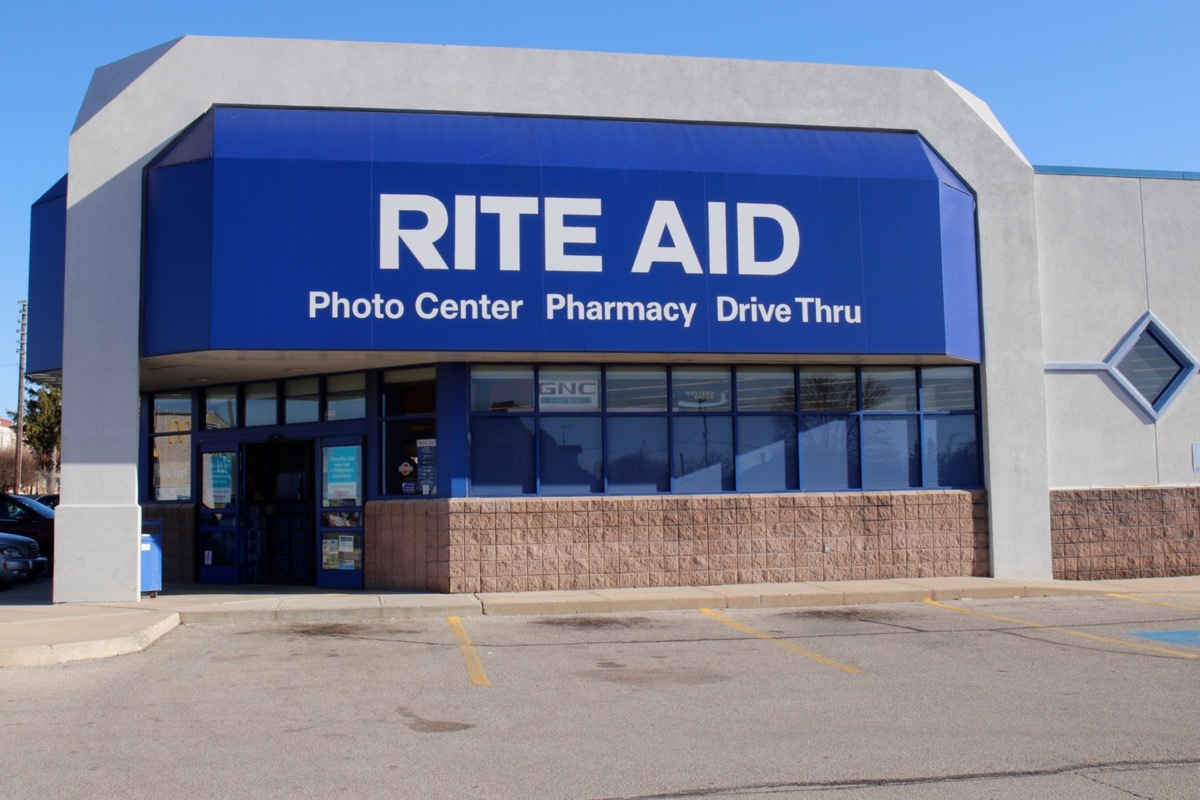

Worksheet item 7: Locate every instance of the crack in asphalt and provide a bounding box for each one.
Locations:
[1079,771,1155,799]
[586,758,1200,799]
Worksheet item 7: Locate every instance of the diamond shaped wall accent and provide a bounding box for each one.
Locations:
[1105,313,1197,419]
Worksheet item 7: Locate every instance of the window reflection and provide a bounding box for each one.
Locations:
[672,416,733,491]
[471,366,534,412]
[539,416,602,493]
[672,366,731,412]
[737,416,797,491]
[607,417,669,492]
[737,367,795,412]
[607,367,667,412]
[861,368,916,411]
[799,367,857,412]
[205,387,237,429]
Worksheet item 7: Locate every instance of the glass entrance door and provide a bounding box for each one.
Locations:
[198,449,239,584]
[317,437,365,590]
[243,440,316,585]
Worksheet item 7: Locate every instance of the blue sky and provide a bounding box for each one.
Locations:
[3,0,1199,415]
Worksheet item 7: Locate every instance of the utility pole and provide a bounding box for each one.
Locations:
[14,300,27,493]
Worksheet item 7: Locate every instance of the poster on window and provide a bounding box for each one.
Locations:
[203,453,233,507]
[323,445,361,503]
[322,538,340,569]
[537,370,600,411]
[416,438,437,495]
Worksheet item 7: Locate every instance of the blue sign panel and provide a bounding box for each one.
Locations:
[144,109,979,360]
[26,175,68,375]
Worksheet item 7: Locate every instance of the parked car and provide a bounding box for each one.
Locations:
[0,493,55,568]
[0,531,48,589]
[35,493,60,509]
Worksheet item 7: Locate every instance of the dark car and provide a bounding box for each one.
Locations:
[0,531,48,588]
[0,493,55,567]
[35,493,60,509]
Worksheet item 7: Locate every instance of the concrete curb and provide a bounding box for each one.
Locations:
[0,611,180,668]
[177,595,484,624]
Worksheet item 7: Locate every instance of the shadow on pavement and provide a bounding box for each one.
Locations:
[1,577,53,606]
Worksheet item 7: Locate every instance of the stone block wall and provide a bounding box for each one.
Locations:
[141,503,197,583]
[364,499,451,591]
[365,491,988,593]
[1051,487,1200,579]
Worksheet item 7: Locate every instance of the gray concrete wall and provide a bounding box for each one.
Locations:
[1037,173,1200,489]
[57,37,1053,601]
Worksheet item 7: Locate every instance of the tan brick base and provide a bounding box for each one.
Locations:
[365,491,989,593]
[1051,487,1200,580]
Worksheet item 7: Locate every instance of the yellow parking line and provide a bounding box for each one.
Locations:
[924,599,1199,659]
[1107,593,1200,612]
[447,616,491,686]
[699,608,861,675]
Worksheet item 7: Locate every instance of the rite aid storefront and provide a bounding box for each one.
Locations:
[34,38,1200,603]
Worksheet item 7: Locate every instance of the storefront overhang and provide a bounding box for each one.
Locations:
[143,108,980,366]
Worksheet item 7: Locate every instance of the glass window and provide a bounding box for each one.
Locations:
[862,416,920,488]
[922,366,976,411]
[458,362,980,497]
[672,416,733,491]
[382,367,436,416]
[204,387,238,429]
[471,366,534,413]
[736,367,796,412]
[672,366,731,412]
[383,419,437,496]
[153,391,192,434]
[607,366,667,412]
[284,377,319,424]
[799,366,857,411]
[862,367,917,411]
[1115,329,1184,406]
[606,416,669,492]
[538,366,601,413]
[923,415,980,487]
[323,511,362,528]
[800,416,860,490]
[244,382,278,426]
[152,434,191,501]
[471,416,535,494]
[737,416,797,491]
[539,416,602,494]
[326,373,366,421]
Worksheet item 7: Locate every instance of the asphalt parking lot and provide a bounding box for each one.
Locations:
[5,593,1200,799]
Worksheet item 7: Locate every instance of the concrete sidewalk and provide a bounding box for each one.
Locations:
[4,575,1200,668]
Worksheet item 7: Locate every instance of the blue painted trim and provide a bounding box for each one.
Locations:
[364,371,382,500]
[138,395,153,504]
[1044,361,1108,372]
[436,363,470,498]
[1034,165,1200,181]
